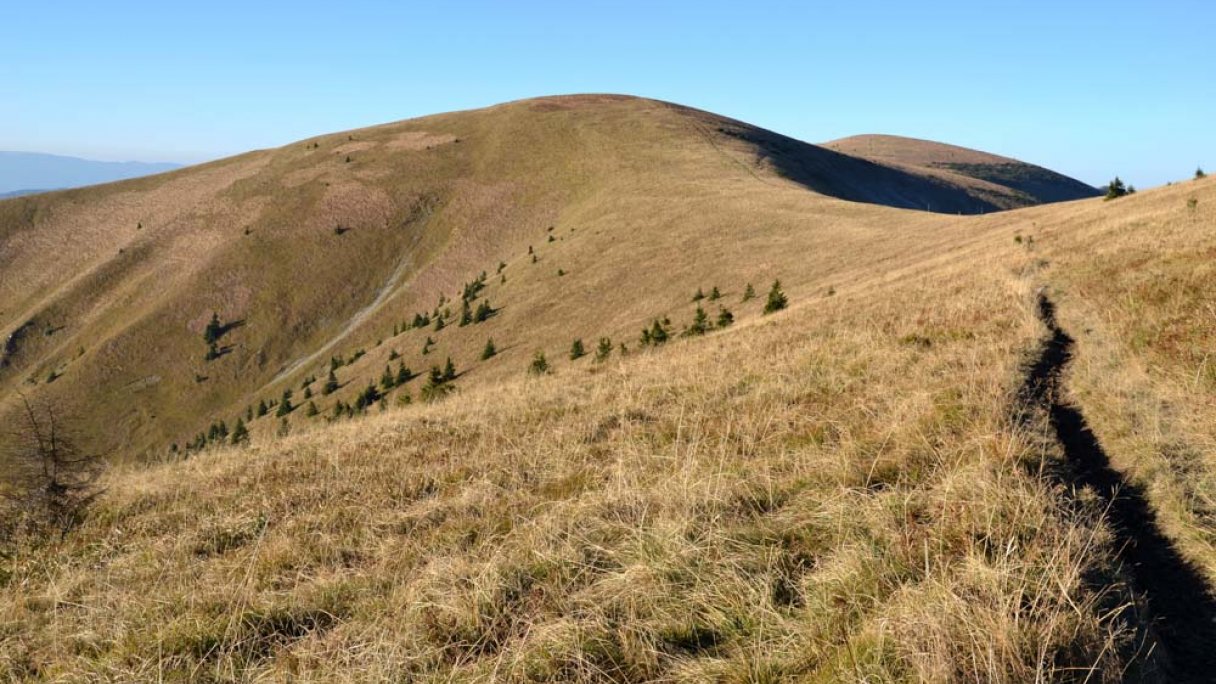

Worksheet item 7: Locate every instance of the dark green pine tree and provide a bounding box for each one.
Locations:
[475,300,494,322]
[395,363,411,385]
[1104,176,1129,200]
[323,369,339,395]
[717,307,734,328]
[481,338,497,360]
[231,418,249,445]
[692,288,705,302]
[305,401,319,417]
[422,336,434,355]
[764,280,788,314]
[204,341,220,361]
[434,315,446,331]
[570,338,586,360]
[650,319,669,345]
[381,365,396,392]
[1197,167,1207,180]
[203,312,222,344]
[687,306,710,336]
[709,286,721,301]
[256,399,269,417]
[428,366,445,387]
[354,383,380,411]
[303,386,312,399]
[459,300,473,326]
[443,357,457,382]
[742,283,756,301]
[275,389,294,417]
[529,350,549,375]
[595,337,612,362]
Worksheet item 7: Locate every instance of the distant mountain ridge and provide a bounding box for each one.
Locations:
[823,134,1101,209]
[0,151,181,194]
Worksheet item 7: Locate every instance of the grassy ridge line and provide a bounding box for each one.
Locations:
[0,236,1136,680]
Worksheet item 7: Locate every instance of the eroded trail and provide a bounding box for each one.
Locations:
[1021,294,1216,681]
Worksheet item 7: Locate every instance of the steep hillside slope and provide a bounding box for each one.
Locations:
[824,134,1101,209]
[0,95,1080,462]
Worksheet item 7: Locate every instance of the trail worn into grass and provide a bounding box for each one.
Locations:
[1021,293,1216,681]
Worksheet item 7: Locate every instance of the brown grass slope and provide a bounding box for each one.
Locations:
[825,134,1101,209]
[8,177,1216,681]
[3,95,1214,681]
[0,94,1084,462]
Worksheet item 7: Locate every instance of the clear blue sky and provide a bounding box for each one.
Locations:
[1,1,1210,187]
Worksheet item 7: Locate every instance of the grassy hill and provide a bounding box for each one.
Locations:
[2,95,1214,681]
[0,95,1093,463]
[824,134,1101,209]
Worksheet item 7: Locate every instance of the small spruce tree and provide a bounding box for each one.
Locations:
[475,300,494,322]
[649,319,669,345]
[203,312,222,344]
[323,369,339,395]
[1104,176,1129,200]
[443,357,457,382]
[395,363,411,385]
[482,338,497,360]
[428,366,445,386]
[529,350,549,375]
[381,365,396,391]
[742,283,756,301]
[709,286,721,300]
[692,287,705,302]
[717,307,734,328]
[231,418,249,445]
[275,389,293,417]
[570,338,586,360]
[305,401,319,417]
[459,300,472,326]
[256,399,269,417]
[764,280,788,314]
[1196,167,1206,180]
[687,306,709,336]
[595,337,612,362]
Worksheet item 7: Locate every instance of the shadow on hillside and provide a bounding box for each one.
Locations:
[708,122,999,215]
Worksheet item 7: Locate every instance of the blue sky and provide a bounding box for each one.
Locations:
[1,1,1210,187]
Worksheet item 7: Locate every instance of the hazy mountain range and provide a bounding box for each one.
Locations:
[0,151,181,195]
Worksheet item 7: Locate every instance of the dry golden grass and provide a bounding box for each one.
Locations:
[1,227,1145,680]
[2,95,1211,681]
